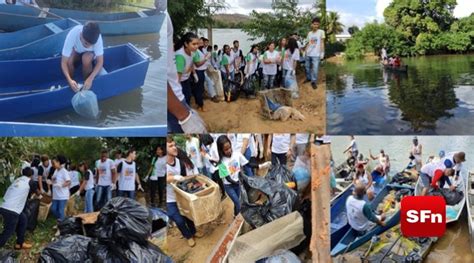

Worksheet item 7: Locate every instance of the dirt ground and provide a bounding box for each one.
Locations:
[192,70,326,133]
[167,198,235,263]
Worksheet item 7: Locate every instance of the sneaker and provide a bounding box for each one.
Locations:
[311,82,317,89]
[14,242,33,250]
[187,238,196,247]
[304,79,311,83]
[211,96,220,103]
[194,232,204,238]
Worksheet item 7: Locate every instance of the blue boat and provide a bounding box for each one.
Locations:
[0,4,165,35]
[0,43,149,121]
[0,18,80,60]
[331,184,353,250]
[331,184,414,256]
[0,122,166,137]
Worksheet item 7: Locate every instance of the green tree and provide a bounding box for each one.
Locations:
[348,25,360,35]
[384,0,457,44]
[168,0,206,37]
[326,11,344,43]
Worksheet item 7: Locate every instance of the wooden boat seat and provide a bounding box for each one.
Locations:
[39,8,50,18]
[44,23,63,34]
[136,11,148,18]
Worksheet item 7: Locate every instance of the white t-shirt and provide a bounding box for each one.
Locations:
[62,25,104,57]
[166,158,183,203]
[39,162,52,178]
[220,53,235,74]
[167,14,185,101]
[295,134,310,145]
[95,158,115,186]
[231,48,244,69]
[84,169,95,191]
[186,137,203,169]
[114,158,124,168]
[175,47,193,81]
[306,30,325,57]
[272,134,291,154]
[31,167,39,182]
[150,156,166,180]
[69,171,81,188]
[118,160,137,191]
[245,52,258,75]
[1,176,30,215]
[283,48,300,71]
[186,165,199,176]
[350,139,358,153]
[204,141,219,174]
[233,134,251,154]
[52,167,71,200]
[262,50,279,75]
[221,152,248,185]
[194,49,209,71]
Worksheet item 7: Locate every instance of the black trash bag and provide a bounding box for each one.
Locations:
[89,240,171,263]
[428,188,464,206]
[0,250,16,263]
[23,199,40,231]
[391,172,415,185]
[266,162,295,185]
[240,173,298,228]
[58,217,83,236]
[38,235,91,263]
[96,197,151,246]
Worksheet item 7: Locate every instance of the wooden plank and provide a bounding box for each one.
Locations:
[207,214,245,263]
[310,143,331,263]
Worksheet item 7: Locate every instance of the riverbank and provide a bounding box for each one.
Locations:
[191,70,326,133]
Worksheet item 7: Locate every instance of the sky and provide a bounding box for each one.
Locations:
[221,0,473,30]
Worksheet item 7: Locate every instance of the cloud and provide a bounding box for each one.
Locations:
[454,0,473,18]
[375,0,391,20]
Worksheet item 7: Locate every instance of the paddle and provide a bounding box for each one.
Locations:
[23,3,64,19]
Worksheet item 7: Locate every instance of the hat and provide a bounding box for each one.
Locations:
[444,159,453,169]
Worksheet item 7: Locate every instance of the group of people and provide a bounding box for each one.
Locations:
[167,15,327,134]
[339,136,466,235]
[167,133,312,247]
[0,146,167,251]
[380,47,402,67]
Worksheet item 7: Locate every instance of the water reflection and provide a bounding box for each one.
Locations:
[327,55,474,134]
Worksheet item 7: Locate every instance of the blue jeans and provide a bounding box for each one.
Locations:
[263,74,275,89]
[118,190,135,199]
[167,99,191,133]
[96,185,112,209]
[51,199,67,221]
[305,56,320,83]
[85,188,95,213]
[0,208,27,247]
[224,184,241,216]
[204,72,216,98]
[243,147,254,177]
[167,202,196,239]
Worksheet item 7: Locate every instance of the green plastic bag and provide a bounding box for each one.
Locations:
[218,163,229,178]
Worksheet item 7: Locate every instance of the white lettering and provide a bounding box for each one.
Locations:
[406,210,443,223]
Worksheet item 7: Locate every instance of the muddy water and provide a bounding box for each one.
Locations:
[18,14,166,127]
[331,136,474,261]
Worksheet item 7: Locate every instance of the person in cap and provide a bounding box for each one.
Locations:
[0,167,34,250]
[346,182,386,235]
[61,22,104,92]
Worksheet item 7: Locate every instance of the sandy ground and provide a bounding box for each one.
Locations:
[191,69,326,133]
[167,198,235,263]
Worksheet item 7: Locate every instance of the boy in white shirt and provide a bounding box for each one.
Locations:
[304,17,325,89]
[61,22,104,92]
[95,150,116,209]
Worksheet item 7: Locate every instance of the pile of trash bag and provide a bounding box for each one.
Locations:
[58,217,83,236]
[71,90,99,119]
[266,163,295,185]
[24,199,40,231]
[38,197,172,263]
[176,178,205,193]
[428,188,464,206]
[240,174,298,228]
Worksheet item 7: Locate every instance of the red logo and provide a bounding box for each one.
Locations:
[400,196,446,237]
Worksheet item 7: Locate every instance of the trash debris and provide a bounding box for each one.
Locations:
[0,250,16,263]
[428,188,464,205]
[38,235,91,263]
[271,106,305,121]
[259,250,301,263]
[258,88,293,119]
[24,199,40,231]
[89,239,169,263]
[96,197,152,246]
[71,90,99,119]
[176,178,205,193]
[58,217,83,236]
[267,163,295,185]
[240,174,298,228]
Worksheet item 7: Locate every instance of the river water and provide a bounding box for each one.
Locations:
[16,14,167,127]
[331,136,474,262]
[326,55,474,135]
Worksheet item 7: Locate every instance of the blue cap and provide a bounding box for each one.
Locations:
[444,159,453,168]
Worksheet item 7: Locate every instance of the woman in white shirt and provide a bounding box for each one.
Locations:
[267,134,293,166]
[78,162,95,213]
[282,38,300,93]
[68,164,81,196]
[175,32,200,106]
[49,155,71,221]
[148,145,167,207]
[262,42,280,89]
[217,135,248,216]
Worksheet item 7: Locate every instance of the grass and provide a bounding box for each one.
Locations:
[0,216,57,262]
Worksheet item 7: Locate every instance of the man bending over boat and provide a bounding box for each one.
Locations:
[419,161,455,196]
[346,183,386,235]
[61,22,104,93]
